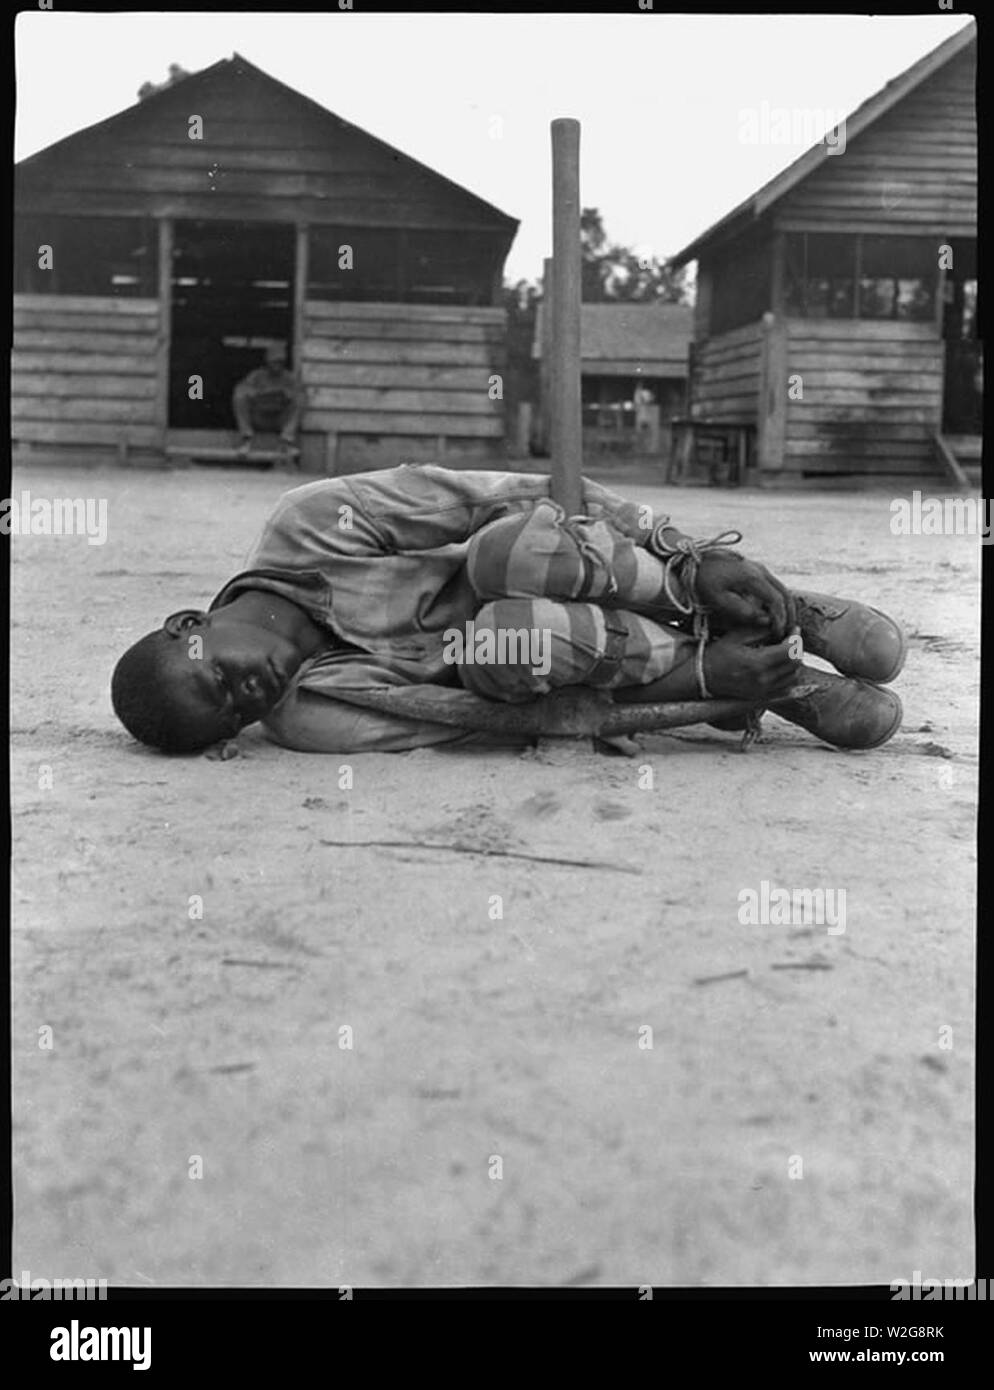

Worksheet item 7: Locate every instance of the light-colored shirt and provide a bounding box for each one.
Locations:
[210,464,673,751]
[236,367,301,414]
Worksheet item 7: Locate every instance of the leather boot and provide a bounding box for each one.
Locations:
[767,664,903,749]
[794,590,907,684]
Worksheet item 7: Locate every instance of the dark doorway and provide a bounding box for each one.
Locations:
[942,239,982,435]
[169,220,295,429]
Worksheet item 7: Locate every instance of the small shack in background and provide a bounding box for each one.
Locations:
[13,54,519,473]
[532,299,692,463]
[669,23,979,488]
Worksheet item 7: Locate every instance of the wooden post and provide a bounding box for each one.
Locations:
[539,257,554,454]
[517,402,532,456]
[758,312,787,473]
[763,241,787,482]
[293,223,309,370]
[324,431,339,477]
[489,250,503,308]
[934,237,949,332]
[550,118,583,514]
[397,229,409,300]
[770,232,786,317]
[647,404,660,455]
[156,217,173,453]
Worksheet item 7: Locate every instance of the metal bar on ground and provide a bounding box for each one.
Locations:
[550,118,583,515]
[328,685,762,739]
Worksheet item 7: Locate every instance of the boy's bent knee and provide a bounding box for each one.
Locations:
[456,599,559,700]
[465,501,575,601]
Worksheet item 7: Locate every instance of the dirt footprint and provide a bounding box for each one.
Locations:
[518,790,562,819]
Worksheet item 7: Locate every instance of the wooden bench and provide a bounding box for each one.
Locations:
[669,418,756,486]
[164,439,301,470]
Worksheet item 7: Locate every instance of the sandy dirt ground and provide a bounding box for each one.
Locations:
[10,461,978,1288]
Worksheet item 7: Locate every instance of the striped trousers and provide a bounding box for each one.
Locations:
[458,498,698,702]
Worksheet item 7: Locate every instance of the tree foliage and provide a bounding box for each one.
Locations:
[580,208,690,304]
[138,63,191,102]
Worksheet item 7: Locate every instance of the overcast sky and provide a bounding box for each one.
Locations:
[15,11,973,283]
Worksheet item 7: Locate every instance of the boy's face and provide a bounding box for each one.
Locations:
[160,610,298,743]
[264,345,286,372]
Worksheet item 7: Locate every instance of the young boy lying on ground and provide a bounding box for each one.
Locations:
[111,464,906,754]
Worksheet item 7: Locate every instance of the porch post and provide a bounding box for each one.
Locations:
[758,312,787,473]
[935,234,949,437]
[156,217,173,452]
[770,231,786,316]
[293,222,310,464]
[293,222,309,372]
[759,234,789,476]
[935,235,949,332]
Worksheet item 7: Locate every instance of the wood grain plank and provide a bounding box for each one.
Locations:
[786,420,939,442]
[784,452,934,472]
[12,397,159,423]
[781,404,940,424]
[16,191,511,231]
[11,352,159,375]
[786,436,932,456]
[302,339,499,367]
[13,294,159,315]
[305,319,503,345]
[305,300,505,324]
[301,362,498,390]
[784,319,939,342]
[13,330,163,355]
[12,420,161,446]
[12,373,159,399]
[13,313,162,337]
[306,387,500,415]
[306,409,504,437]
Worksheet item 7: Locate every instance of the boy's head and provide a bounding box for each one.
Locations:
[111,609,292,753]
[263,342,287,371]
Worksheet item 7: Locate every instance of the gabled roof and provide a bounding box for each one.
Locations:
[534,302,692,376]
[16,53,518,232]
[670,21,976,266]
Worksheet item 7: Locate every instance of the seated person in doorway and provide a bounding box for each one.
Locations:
[232,343,304,464]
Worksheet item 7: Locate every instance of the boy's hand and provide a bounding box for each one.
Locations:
[695,553,797,640]
[703,631,802,701]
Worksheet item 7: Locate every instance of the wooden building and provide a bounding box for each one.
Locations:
[532,299,692,459]
[13,55,519,472]
[670,24,979,486]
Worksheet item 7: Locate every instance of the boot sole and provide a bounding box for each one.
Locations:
[768,681,904,750]
[853,608,908,685]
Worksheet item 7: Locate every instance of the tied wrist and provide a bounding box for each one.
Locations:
[648,520,689,559]
[649,521,744,564]
[650,525,744,628]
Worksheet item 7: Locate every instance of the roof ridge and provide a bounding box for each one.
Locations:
[16,53,518,229]
[670,19,976,266]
